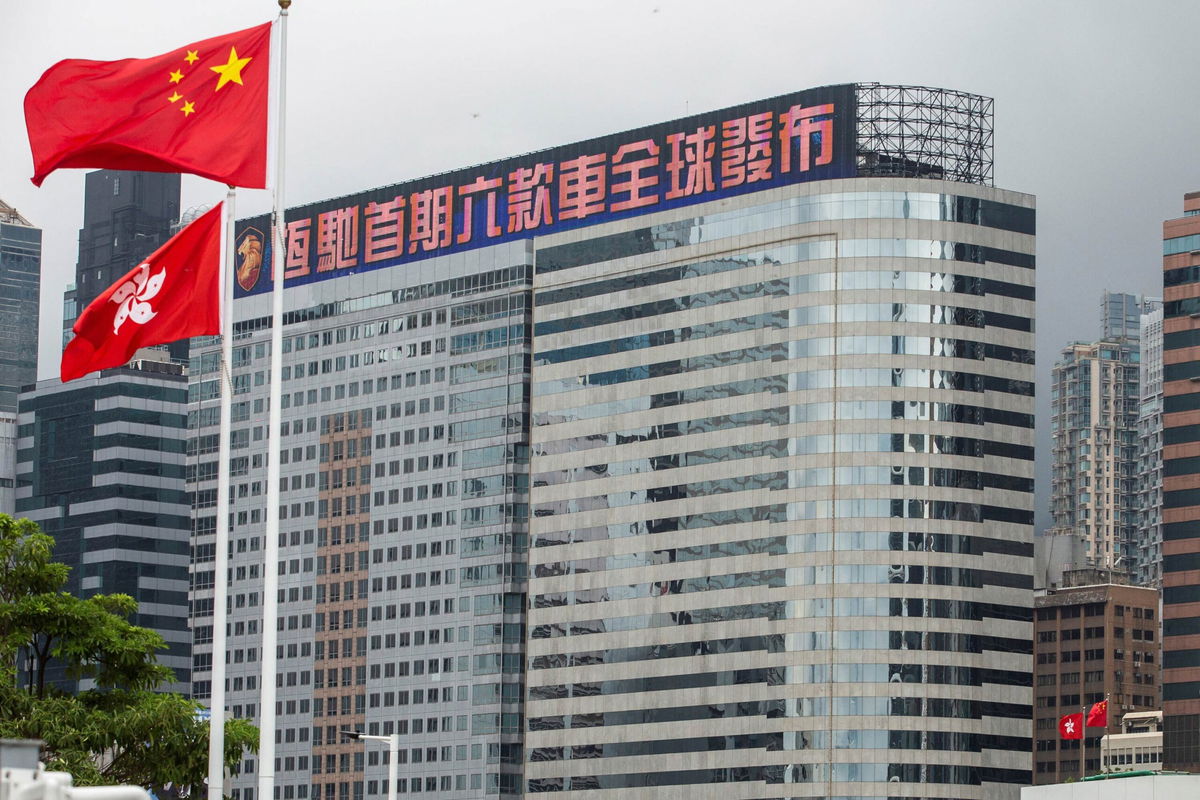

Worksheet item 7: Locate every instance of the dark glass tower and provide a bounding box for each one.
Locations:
[0,198,41,415]
[15,360,192,693]
[71,170,184,360]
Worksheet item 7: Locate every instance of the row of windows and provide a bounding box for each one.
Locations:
[536,190,1034,276]
[230,265,531,340]
[536,382,1031,446]
[529,662,1026,702]
[538,325,1033,371]
[528,694,1029,731]
[531,596,1029,643]
[530,629,1029,672]
[530,728,1029,763]
[527,762,1026,791]
[531,560,1025,612]
[535,448,1029,493]
[532,503,1033,557]
[534,399,1032,461]
[535,266,1033,338]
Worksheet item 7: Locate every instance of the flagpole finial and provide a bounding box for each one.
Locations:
[279,0,291,8]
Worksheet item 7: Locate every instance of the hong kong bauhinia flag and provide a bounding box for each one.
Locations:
[25,22,270,188]
[1058,712,1083,740]
[61,203,223,382]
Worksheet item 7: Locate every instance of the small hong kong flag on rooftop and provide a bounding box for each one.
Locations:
[1058,712,1083,740]
[61,203,223,383]
[25,22,271,188]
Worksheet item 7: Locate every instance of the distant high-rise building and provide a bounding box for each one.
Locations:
[1134,302,1164,588]
[0,198,41,416]
[15,357,192,694]
[1161,190,1200,770]
[1031,570,1160,783]
[1047,333,1141,571]
[1102,290,1146,342]
[70,170,182,359]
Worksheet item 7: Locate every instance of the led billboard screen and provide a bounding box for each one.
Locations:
[234,84,856,297]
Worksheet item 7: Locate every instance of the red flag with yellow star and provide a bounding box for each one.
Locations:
[25,22,271,188]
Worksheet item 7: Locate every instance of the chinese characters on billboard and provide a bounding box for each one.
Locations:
[234,84,856,297]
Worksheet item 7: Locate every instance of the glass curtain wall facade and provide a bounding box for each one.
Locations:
[15,364,192,693]
[188,244,532,800]
[0,198,41,416]
[71,170,183,359]
[525,180,1036,797]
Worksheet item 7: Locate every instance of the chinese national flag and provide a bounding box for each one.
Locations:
[1058,712,1083,740]
[25,22,271,188]
[61,203,223,382]
[1086,699,1108,728]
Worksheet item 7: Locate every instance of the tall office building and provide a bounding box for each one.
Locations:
[15,358,192,693]
[0,198,41,416]
[525,85,1034,798]
[1031,571,1160,783]
[1161,190,1200,770]
[70,170,183,359]
[193,84,1035,800]
[1047,310,1142,572]
[1134,303,1164,588]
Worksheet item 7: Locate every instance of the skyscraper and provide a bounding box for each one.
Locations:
[193,84,1035,799]
[69,170,183,359]
[1161,190,1200,771]
[15,357,192,694]
[525,87,1034,798]
[0,197,41,416]
[1047,334,1141,572]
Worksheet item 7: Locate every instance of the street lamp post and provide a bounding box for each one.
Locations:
[341,731,400,800]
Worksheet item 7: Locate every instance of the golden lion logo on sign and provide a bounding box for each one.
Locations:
[236,227,264,292]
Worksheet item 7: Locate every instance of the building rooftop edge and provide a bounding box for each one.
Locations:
[238,82,998,222]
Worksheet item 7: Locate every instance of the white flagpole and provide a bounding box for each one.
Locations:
[259,5,288,800]
[208,187,236,800]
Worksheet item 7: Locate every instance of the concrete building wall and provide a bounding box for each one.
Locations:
[1032,580,1160,783]
[1161,190,1200,770]
[1022,774,1200,800]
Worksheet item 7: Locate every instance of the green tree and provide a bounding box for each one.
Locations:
[0,514,257,797]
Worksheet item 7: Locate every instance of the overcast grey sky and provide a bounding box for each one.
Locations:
[3,0,1198,531]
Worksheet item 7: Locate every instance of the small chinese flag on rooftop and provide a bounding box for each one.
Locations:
[1086,699,1108,728]
[25,22,271,188]
[61,203,223,383]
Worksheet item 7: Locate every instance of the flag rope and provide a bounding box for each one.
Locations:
[209,185,237,799]
[258,5,290,800]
